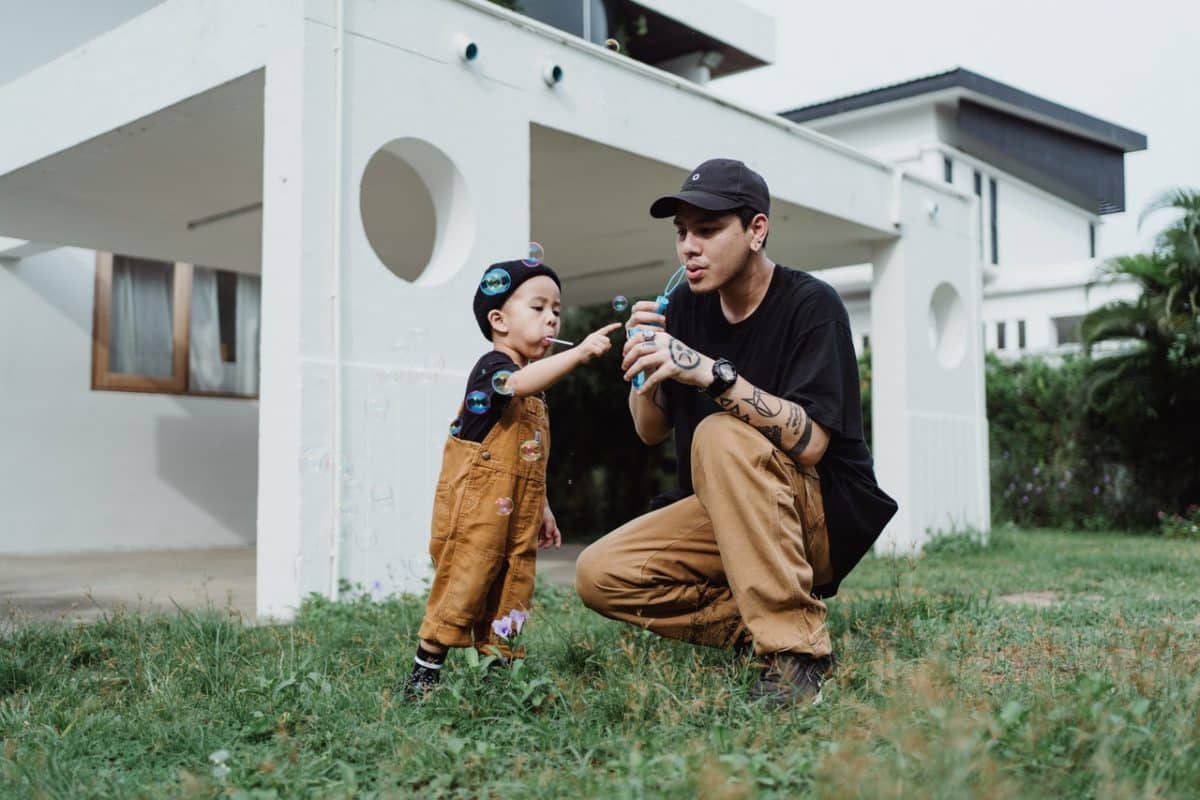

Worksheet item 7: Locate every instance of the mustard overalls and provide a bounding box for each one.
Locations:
[418,393,550,654]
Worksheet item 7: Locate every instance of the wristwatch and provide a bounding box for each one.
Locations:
[705,358,738,399]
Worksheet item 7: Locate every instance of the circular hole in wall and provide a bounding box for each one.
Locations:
[928,281,967,369]
[359,138,473,286]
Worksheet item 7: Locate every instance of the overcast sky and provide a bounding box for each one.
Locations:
[710,0,1200,258]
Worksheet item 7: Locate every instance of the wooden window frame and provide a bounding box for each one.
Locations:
[91,252,257,399]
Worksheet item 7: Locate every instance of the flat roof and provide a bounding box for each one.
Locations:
[782,67,1146,153]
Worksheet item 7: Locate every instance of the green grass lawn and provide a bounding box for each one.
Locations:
[3,526,1199,798]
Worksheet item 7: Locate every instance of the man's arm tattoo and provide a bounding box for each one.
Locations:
[651,386,669,414]
[716,396,752,424]
[668,339,701,370]
[743,386,781,417]
[759,424,784,448]
[786,414,814,459]
[786,402,801,431]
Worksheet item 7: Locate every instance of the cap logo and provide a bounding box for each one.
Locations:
[691,173,700,181]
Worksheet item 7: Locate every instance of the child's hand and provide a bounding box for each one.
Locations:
[538,501,562,549]
[574,323,622,364]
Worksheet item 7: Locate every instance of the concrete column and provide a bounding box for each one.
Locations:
[870,176,989,553]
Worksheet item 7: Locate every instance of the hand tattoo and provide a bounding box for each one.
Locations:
[668,339,701,370]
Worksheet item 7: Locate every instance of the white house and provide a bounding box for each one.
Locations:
[782,68,1147,358]
[0,0,989,620]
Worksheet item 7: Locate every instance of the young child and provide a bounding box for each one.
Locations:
[405,259,620,696]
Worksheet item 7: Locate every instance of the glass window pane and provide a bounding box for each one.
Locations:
[109,256,175,378]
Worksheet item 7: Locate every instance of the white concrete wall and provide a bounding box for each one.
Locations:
[0,0,164,87]
[870,176,990,549]
[812,105,941,165]
[993,177,1091,267]
[0,249,258,554]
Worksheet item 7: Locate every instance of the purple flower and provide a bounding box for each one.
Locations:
[509,610,529,634]
[1024,482,1033,491]
[1057,481,1066,490]
[1021,495,1029,504]
[1093,486,1100,495]
[491,617,513,640]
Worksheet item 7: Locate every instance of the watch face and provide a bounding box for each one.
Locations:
[715,361,736,382]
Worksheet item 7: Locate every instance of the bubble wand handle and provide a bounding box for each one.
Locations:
[631,294,669,389]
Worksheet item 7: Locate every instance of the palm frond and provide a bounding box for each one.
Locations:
[1137,187,1200,232]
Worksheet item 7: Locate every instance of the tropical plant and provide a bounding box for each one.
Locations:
[1081,188,1200,517]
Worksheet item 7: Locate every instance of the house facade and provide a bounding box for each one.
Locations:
[1,0,988,619]
[783,68,1147,358]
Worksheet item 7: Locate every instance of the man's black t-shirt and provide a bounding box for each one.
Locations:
[662,264,897,596]
[455,351,520,443]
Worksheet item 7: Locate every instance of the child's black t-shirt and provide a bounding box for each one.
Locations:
[662,264,898,596]
[454,351,521,443]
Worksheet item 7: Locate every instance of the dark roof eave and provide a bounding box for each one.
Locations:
[781,67,1147,153]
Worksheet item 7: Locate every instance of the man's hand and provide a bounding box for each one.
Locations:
[538,501,562,549]
[621,329,714,395]
[574,322,623,364]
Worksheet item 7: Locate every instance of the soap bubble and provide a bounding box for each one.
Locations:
[519,438,543,462]
[466,391,490,414]
[480,267,511,296]
[495,497,514,516]
[612,295,629,312]
[522,242,545,267]
[492,370,514,396]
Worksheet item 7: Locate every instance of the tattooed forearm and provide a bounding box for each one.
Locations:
[786,402,801,431]
[759,424,784,448]
[743,386,781,417]
[716,379,819,463]
[786,415,814,459]
[668,339,701,370]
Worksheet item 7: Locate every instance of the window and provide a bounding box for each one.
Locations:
[1017,319,1026,350]
[1089,223,1096,258]
[1053,314,1085,345]
[989,178,999,265]
[996,321,1007,350]
[92,252,261,397]
[943,155,953,184]
[973,170,983,259]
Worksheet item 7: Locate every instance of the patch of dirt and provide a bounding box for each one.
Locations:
[996,591,1060,608]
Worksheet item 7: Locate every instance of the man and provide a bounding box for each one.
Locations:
[575,158,897,705]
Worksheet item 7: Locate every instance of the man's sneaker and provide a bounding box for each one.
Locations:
[751,652,835,707]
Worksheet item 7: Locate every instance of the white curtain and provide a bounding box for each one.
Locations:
[189,267,262,395]
[110,257,175,378]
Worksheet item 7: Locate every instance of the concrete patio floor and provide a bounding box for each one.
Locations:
[0,544,584,625]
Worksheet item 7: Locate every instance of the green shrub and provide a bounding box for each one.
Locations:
[1159,505,1200,539]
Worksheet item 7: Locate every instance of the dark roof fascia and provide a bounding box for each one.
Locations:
[781,68,1147,153]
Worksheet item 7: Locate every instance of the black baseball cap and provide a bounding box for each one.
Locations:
[472,259,561,341]
[649,158,770,219]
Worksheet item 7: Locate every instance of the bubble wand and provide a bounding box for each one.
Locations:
[631,264,687,389]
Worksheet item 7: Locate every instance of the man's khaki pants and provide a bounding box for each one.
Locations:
[575,413,833,656]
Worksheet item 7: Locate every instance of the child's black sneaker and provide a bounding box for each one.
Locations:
[403,647,446,700]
